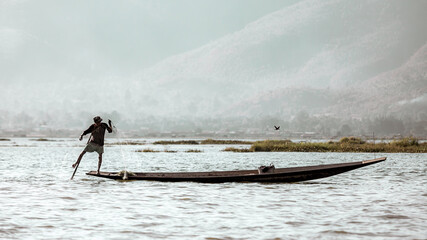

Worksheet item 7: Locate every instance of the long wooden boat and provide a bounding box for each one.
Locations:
[86,157,386,183]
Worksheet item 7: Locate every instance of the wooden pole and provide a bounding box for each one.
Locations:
[70,161,80,180]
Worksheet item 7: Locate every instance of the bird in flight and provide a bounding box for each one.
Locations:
[274,126,280,130]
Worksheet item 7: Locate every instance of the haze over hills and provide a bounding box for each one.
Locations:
[333,42,427,118]
[128,0,426,120]
[229,41,427,120]
[1,0,426,136]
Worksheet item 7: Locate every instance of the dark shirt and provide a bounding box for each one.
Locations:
[82,123,112,146]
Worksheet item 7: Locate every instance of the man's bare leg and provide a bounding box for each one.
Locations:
[97,153,103,174]
[73,151,86,168]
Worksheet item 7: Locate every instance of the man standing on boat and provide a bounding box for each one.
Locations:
[72,116,113,174]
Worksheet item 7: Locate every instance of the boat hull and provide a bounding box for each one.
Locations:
[86,157,386,183]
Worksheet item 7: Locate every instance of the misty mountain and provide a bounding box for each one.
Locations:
[1,0,426,131]
[228,41,427,120]
[334,42,427,118]
[128,0,427,119]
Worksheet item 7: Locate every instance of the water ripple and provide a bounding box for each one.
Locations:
[0,141,426,239]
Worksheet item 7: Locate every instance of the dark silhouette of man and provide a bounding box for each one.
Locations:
[72,116,112,174]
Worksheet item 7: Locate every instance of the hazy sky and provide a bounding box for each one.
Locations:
[1,0,426,129]
[0,0,299,77]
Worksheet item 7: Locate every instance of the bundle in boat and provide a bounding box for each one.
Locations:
[118,170,136,180]
[258,164,275,174]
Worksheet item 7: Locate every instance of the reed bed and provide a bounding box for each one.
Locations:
[153,139,253,145]
[200,139,253,145]
[30,138,53,141]
[153,140,199,145]
[185,149,203,153]
[107,141,146,146]
[224,137,426,153]
[135,148,160,153]
[135,149,192,153]
[223,147,253,152]
[164,150,178,153]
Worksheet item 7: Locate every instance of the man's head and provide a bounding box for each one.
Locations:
[93,116,102,124]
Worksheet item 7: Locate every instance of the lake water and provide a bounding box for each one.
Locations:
[0,138,426,239]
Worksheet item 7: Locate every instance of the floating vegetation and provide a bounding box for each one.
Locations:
[153,139,254,145]
[223,147,253,152]
[153,140,199,145]
[107,141,146,146]
[164,150,178,153]
[339,137,366,144]
[30,138,53,142]
[135,148,177,153]
[200,139,253,145]
[224,137,427,153]
[0,144,37,147]
[185,149,203,153]
[390,137,419,147]
[135,148,160,153]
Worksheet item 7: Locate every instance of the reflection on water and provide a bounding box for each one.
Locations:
[0,138,426,239]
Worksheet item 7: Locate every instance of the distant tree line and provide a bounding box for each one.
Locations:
[0,110,426,138]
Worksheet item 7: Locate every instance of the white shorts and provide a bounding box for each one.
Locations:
[83,142,104,154]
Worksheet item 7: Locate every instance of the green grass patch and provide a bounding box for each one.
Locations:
[224,138,427,153]
[107,141,146,146]
[223,147,253,152]
[201,139,253,145]
[164,150,178,153]
[135,148,160,153]
[153,139,254,145]
[153,140,199,145]
[339,137,366,144]
[135,148,178,153]
[185,149,203,153]
[390,137,419,147]
[30,138,53,142]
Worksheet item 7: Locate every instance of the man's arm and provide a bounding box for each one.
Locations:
[106,120,113,133]
[80,125,94,141]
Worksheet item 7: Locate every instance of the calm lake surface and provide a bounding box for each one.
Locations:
[0,138,425,240]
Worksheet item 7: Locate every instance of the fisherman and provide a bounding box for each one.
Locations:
[72,116,113,174]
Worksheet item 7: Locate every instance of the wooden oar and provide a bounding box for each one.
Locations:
[70,161,80,180]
